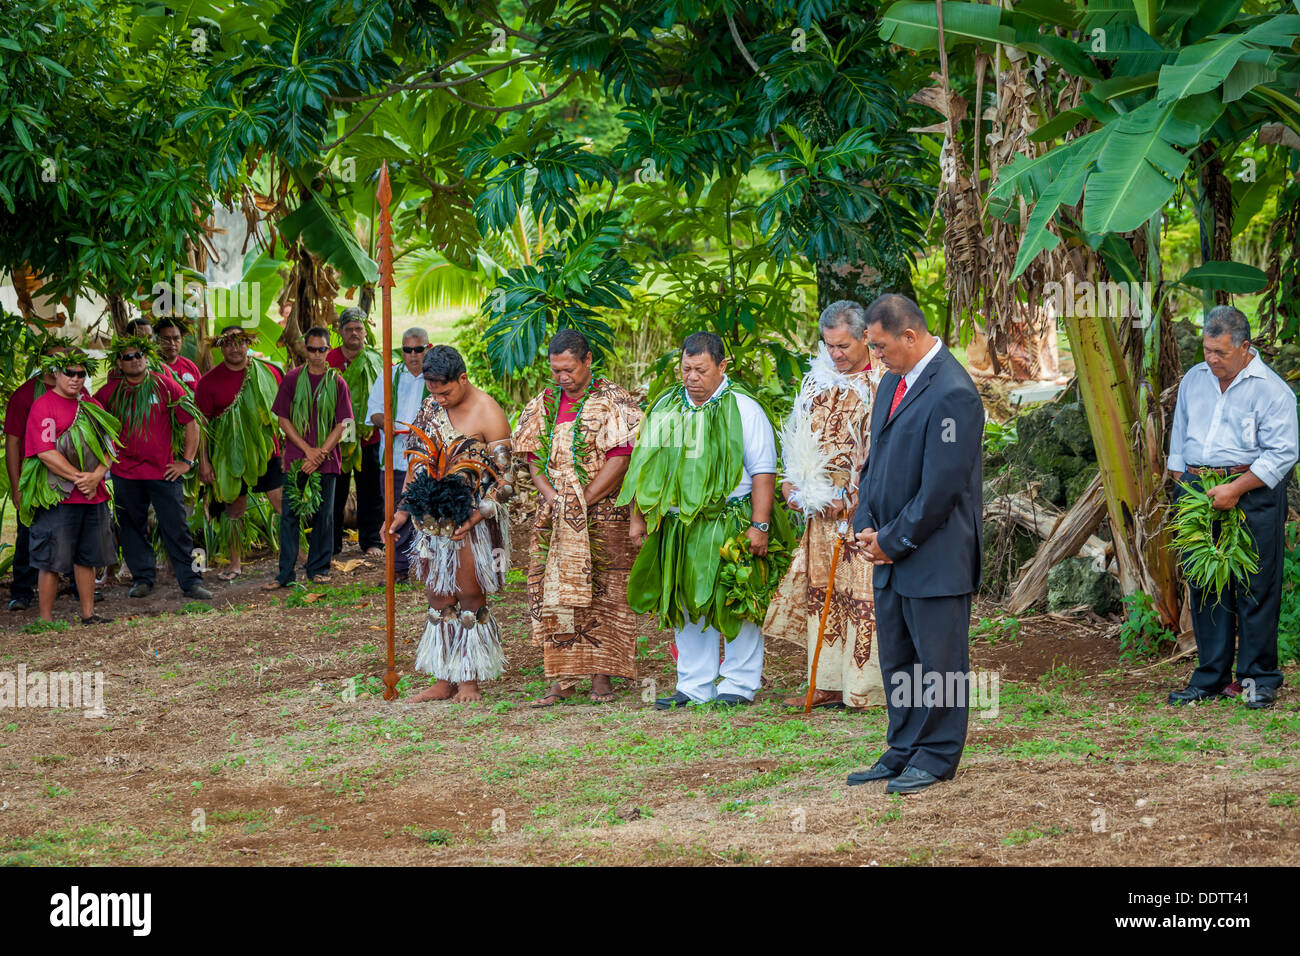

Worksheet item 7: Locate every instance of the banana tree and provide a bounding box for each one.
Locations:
[881,0,1300,626]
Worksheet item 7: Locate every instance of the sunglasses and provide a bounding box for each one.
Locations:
[305,345,329,354]
[61,368,87,379]
[120,351,145,362]
[403,345,427,354]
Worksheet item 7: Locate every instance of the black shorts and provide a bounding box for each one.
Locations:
[207,456,284,518]
[29,501,115,574]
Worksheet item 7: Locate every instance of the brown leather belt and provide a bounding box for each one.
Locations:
[1184,464,1251,476]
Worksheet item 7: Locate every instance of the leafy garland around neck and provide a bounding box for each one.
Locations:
[339,348,381,471]
[539,377,601,487]
[107,371,164,438]
[616,378,746,526]
[290,365,340,441]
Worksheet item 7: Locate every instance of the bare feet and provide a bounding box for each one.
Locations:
[589,674,616,703]
[531,683,574,708]
[412,679,457,702]
[783,688,844,709]
[452,680,482,703]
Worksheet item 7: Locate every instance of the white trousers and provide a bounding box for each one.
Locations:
[674,617,764,702]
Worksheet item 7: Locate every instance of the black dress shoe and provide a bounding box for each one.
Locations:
[1245,689,1277,710]
[885,766,943,794]
[654,691,696,711]
[846,761,899,786]
[1167,686,1220,705]
[714,693,752,706]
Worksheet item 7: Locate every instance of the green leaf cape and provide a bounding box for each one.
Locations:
[208,359,280,504]
[617,380,794,639]
[338,348,381,472]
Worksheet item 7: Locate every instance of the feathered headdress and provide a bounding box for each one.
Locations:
[400,422,493,535]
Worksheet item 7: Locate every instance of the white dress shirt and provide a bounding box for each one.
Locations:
[685,375,777,499]
[365,366,426,471]
[1166,349,1299,488]
[904,336,944,391]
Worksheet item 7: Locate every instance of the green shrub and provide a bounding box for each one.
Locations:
[1118,591,1174,662]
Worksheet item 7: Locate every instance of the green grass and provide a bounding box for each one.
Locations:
[21,619,69,634]
[403,826,452,845]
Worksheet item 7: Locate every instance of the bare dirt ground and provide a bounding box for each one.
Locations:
[1,540,1297,866]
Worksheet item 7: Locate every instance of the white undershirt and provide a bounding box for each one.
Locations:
[686,375,777,499]
[903,336,944,391]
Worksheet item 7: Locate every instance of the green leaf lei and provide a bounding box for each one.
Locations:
[540,378,600,487]
[106,372,164,438]
[1171,470,1261,602]
[209,359,279,503]
[290,366,340,443]
[339,348,381,471]
[283,459,324,524]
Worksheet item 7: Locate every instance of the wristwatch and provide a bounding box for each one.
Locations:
[183,457,197,468]
[750,520,770,533]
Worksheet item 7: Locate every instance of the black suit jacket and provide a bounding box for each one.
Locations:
[852,345,983,597]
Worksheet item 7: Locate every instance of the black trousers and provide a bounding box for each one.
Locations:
[113,475,202,592]
[333,442,383,553]
[1180,479,1286,695]
[278,472,336,585]
[9,518,37,602]
[873,586,973,779]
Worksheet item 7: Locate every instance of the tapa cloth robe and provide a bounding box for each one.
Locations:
[764,363,887,708]
[513,379,642,687]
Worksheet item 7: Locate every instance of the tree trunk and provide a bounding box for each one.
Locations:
[107,291,130,336]
[1197,143,1234,306]
[1062,276,1180,630]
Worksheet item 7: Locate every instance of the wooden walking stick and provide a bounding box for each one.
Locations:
[804,521,847,714]
[378,162,399,702]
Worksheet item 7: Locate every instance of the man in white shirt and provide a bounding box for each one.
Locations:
[368,327,428,581]
[1166,306,1298,709]
[621,332,793,707]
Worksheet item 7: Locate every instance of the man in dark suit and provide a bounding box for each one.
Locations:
[846,294,983,794]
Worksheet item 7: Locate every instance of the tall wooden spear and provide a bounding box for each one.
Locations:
[378,162,399,702]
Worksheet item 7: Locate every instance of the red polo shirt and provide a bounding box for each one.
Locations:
[167,355,202,391]
[24,391,110,505]
[5,377,89,442]
[93,372,193,480]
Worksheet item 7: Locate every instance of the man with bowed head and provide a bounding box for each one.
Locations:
[849,294,983,794]
[1165,306,1298,710]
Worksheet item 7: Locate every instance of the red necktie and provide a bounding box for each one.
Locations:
[888,377,908,417]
